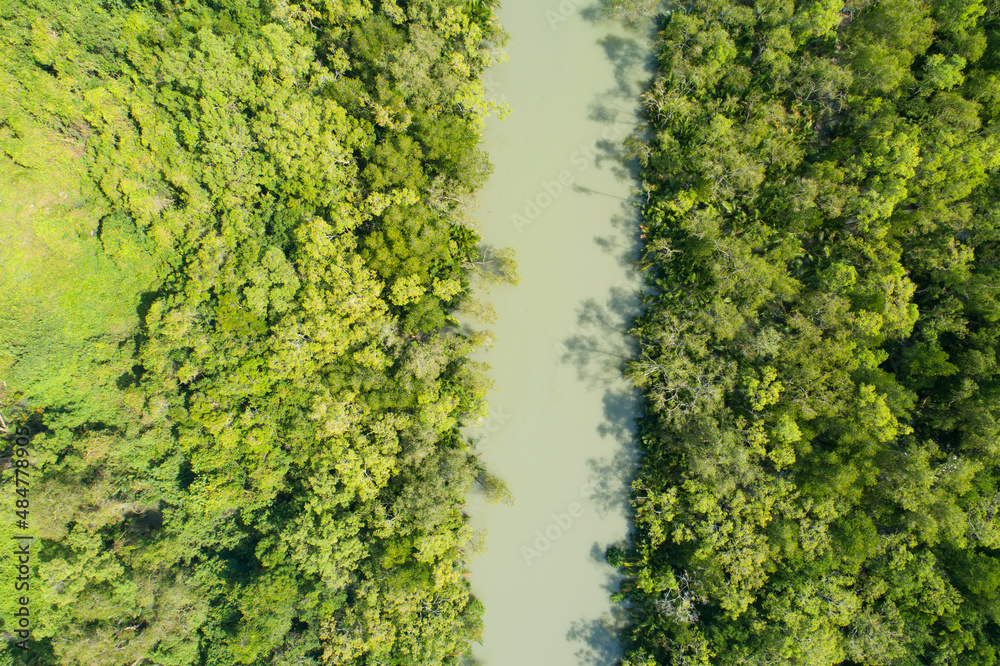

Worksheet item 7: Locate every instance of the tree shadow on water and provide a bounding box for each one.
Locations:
[560,281,641,390]
[578,6,660,180]
[559,6,660,662]
[567,607,629,666]
[593,206,644,268]
[560,259,643,518]
[597,384,639,443]
[574,362,640,523]
[599,34,650,99]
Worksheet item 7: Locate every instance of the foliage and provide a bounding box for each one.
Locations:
[615,0,1000,663]
[0,0,509,663]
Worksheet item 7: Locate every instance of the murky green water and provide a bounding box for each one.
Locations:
[466,2,650,664]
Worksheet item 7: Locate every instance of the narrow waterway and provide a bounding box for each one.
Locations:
[466,2,650,664]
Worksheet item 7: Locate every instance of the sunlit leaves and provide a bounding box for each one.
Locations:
[617,0,1000,662]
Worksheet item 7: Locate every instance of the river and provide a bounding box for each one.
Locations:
[465,2,650,664]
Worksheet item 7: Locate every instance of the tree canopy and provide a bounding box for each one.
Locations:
[0,0,510,663]
[612,0,1000,663]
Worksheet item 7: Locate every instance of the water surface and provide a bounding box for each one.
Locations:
[466,2,650,663]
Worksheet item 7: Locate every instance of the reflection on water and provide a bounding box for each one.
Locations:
[465,0,653,664]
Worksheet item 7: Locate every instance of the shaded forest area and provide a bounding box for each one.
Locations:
[0,0,512,664]
[612,0,1000,663]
